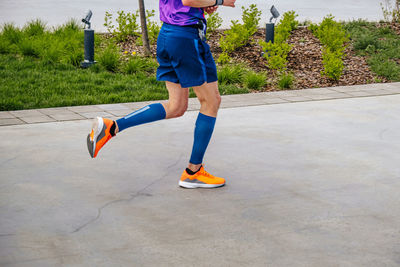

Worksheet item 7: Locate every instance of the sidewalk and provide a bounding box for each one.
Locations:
[1,82,399,126]
[1,83,400,266]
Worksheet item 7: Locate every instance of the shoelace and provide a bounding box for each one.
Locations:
[199,168,215,179]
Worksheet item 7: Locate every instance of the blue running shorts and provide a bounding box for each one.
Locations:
[156,23,218,88]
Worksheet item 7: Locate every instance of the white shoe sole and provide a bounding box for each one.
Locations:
[88,117,103,157]
[179,180,225,189]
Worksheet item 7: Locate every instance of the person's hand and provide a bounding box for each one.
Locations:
[223,0,236,7]
[204,6,218,14]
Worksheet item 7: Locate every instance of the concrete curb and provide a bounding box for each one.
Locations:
[1,82,399,126]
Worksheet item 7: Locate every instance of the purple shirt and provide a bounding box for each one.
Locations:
[159,0,206,26]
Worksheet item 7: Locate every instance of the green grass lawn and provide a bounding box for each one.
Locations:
[0,54,249,111]
[0,54,167,110]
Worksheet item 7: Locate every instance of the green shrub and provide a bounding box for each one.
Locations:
[217,52,231,64]
[278,72,295,89]
[311,15,348,80]
[0,36,12,54]
[205,12,223,39]
[219,21,249,54]
[242,4,262,36]
[244,71,266,90]
[311,15,348,52]
[260,11,298,71]
[274,11,298,44]
[321,48,345,80]
[17,38,41,57]
[2,23,22,44]
[23,19,46,37]
[260,41,292,70]
[124,56,157,74]
[217,64,246,85]
[98,44,120,72]
[104,10,139,42]
[56,19,81,35]
[218,4,261,63]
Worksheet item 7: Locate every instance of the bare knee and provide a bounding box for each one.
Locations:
[198,94,221,113]
[166,101,188,118]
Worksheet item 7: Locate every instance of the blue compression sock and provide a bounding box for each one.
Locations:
[116,103,166,132]
[189,113,216,165]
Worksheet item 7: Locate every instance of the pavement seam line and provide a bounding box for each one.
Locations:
[71,154,183,234]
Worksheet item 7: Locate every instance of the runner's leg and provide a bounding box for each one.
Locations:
[115,82,188,133]
[187,81,221,171]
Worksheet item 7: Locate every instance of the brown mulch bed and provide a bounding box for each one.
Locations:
[112,26,386,91]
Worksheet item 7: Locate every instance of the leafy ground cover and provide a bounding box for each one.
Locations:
[344,20,400,81]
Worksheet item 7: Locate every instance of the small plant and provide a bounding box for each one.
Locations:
[244,71,266,90]
[2,23,22,44]
[17,38,41,57]
[381,0,400,22]
[104,11,115,34]
[321,48,344,80]
[217,64,246,85]
[217,52,231,64]
[311,15,348,52]
[124,55,157,74]
[61,19,81,32]
[242,4,262,37]
[104,10,140,42]
[218,4,261,63]
[353,34,379,50]
[368,55,400,80]
[23,19,46,37]
[98,44,120,72]
[274,11,298,44]
[40,39,63,63]
[260,11,298,71]
[219,20,247,53]
[260,41,291,71]
[0,36,12,54]
[205,12,223,39]
[311,15,348,80]
[278,72,295,89]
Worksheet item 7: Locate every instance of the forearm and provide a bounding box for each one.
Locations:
[182,0,218,8]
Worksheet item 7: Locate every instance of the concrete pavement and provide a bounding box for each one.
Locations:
[1,83,400,266]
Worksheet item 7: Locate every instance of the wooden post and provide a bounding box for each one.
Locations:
[138,0,151,56]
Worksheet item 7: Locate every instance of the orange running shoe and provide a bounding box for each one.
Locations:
[87,117,115,158]
[179,166,225,188]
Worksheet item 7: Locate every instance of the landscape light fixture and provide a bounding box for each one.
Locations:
[269,5,280,23]
[81,10,96,68]
[265,5,280,44]
[82,10,92,29]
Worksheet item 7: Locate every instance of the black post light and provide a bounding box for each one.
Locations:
[265,5,280,43]
[81,10,96,68]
